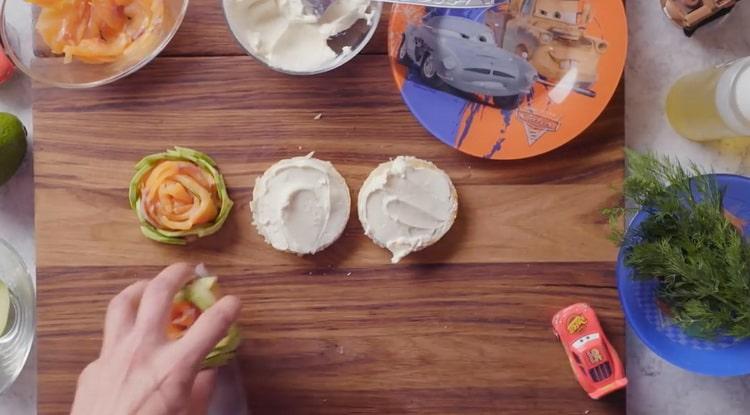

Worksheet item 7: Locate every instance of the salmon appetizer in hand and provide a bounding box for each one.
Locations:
[129,147,234,245]
[168,265,241,368]
[29,0,164,63]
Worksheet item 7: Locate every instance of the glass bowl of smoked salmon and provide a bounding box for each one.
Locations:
[0,0,189,88]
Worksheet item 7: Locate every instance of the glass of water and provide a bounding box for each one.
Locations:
[0,239,34,394]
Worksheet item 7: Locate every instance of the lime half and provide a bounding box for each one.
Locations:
[0,280,9,336]
[0,113,27,186]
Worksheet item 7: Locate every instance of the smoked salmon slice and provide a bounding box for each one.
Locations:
[28,0,164,64]
[167,300,201,340]
[140,160,220,232]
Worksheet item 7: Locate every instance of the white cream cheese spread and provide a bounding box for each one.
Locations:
[251,154,351,255]
[225,0,373,72]
[358,156,458,263]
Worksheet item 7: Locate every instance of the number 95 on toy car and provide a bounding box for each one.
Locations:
[552,303,627,399]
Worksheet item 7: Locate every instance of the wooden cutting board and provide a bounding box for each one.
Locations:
[34,2,626,413]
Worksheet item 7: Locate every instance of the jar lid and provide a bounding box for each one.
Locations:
[718,57,750,136]
[733,64,750,131]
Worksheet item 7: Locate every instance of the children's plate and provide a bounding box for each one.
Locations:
[618,174,750,377]
[388,0,627,160]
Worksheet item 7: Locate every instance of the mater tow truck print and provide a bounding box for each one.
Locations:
[388,0,627,160]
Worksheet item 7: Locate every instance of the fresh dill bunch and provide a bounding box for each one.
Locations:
[607,150,750,339]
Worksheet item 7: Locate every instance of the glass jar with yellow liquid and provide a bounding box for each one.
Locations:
[666,57,750,141]
[0,240,34,394]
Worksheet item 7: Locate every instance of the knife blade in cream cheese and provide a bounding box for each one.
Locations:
[358,156,458,263]
[225,0,373,72]
[251,154,351,255]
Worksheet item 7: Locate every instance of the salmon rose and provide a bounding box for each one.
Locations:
[129,147,234,245]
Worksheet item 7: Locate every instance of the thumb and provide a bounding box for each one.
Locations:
[189,369,217,415]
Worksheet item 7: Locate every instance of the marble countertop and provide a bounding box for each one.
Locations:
[0,74,36,413]
[625,1,750,414]
[2,0,750,413]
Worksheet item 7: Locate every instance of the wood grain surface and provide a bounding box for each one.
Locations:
[34,2,626,414]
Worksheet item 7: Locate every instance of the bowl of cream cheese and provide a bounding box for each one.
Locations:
[223,0,381,75]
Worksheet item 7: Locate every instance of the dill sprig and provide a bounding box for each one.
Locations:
[607,150,750,339]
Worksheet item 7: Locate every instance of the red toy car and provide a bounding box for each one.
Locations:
[552,303,627,399]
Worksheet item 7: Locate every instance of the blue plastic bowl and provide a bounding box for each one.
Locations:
[618,174,750,376]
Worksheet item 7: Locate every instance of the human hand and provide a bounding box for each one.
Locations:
[71,263,242,415]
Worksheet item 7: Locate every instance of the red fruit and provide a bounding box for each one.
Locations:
[0,47,13,84]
